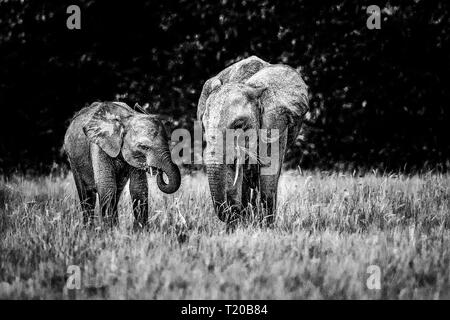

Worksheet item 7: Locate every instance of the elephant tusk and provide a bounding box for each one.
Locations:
[233,155,240,187]
[150,167,154,176]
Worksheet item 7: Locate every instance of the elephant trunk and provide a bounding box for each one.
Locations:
[206,163,228,222]
[154,151,181,194]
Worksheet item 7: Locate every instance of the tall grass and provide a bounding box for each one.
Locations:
[0,171,449,299]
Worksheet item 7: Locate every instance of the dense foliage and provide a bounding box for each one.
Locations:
[1,0,449,173]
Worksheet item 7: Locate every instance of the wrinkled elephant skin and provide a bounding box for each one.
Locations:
[197,56,309,228]
[64,101,181,229]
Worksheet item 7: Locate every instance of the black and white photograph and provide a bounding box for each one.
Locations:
[0,0,449,306]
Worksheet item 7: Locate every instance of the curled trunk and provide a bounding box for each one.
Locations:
[155,152,181,194]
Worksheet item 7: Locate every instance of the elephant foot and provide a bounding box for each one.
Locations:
[226,220,239,233]
[132,220,149,232]
[82,213,95,227]
[224,206,245,232]
[132,211,148,231]
[260,213,275,228]
[102,214,119,229]
[264,220,275,229]
[175,226,189,244]
[83,219,96,231]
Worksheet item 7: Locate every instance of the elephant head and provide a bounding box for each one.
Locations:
[83,102,181,194]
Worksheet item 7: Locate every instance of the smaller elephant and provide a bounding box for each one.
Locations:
[64,101,181,228]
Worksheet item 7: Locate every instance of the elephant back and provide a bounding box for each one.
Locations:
[216,55,270,84]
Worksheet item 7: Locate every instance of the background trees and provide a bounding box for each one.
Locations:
[1,0,449,174]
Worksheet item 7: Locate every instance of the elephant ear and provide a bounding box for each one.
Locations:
[83,102,133,158]
[246,65,309,132]
[197,77,222,123]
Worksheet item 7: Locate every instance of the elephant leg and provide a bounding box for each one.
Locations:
[111,190,121,227]
[259,175,280,227]
[206,164,227,222]
[242,164,258,221]
[91,145,119,228]
[206,162,244,231]
[129,169,149,230]
[225,163,244,230]
[241,179,251,217]
[98,185,119,228]
[72,169,96,226]
[225,190,241,231]
[259,131,287,227]
[81,189,96,226]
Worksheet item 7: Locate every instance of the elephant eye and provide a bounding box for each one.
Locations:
[138,144,151,151]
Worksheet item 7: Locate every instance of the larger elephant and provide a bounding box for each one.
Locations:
[64,101,181,228]
[197,56,309,228]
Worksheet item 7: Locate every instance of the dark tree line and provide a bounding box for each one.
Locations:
[0,0,449,174]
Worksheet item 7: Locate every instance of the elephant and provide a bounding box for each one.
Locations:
[197,56,309,228]
[63,101,181,228]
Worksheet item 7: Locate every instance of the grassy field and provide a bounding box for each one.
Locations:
[0,171,449,299]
